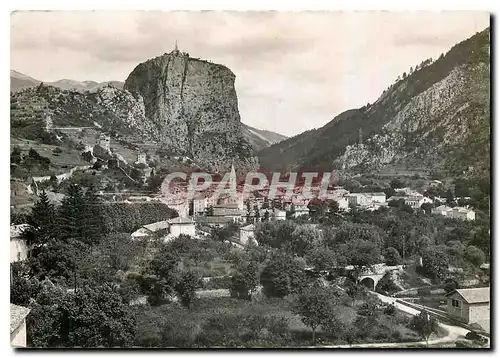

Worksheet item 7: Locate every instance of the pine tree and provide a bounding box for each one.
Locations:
[25,191,56,253]
[81,185,103,251]
[57,184,86,242]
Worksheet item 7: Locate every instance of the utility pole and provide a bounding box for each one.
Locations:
[403,236,406,268]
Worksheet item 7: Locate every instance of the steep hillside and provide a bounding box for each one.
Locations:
[258,28,490,182]
[124,50,258,171]
[11,70,40,92]
[10,84,152,139]
[242,123,288,152]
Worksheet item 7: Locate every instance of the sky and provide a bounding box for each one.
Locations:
[10,11,489,137]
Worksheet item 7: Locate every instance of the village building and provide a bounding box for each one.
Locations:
[193,196,218,216]
[136,153,147,165]
[239,223,258,246]
[273,208,286,221]
[211,203,245,222]
[195,215,234,228]
[387,190,432,209]
[346,193,370,207]
[451,206,476,221]
[97,134,111,152]
[432,205,476,221]
[445,287,490,332]
[11,304,30,347]
[168,217,196,237]
[131,220,170,240]
[364,192,387,204]
[336,197,349,210]
[292,203,310,218]
[10,224,29,263]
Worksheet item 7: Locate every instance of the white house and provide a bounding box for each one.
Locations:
[239,224,257,246]
[168,217,196,237]
[446,287,490,332]
[136,153,147,164]
[452,206,476,221]
[293,203,310,218]
[130,220,170,240]
[10,224,29,263]
[364,192,387,204]
[432,205,475,221]
[193,196,217,215]
[273,208,286,221]
[11,304,30,347]
[211,203,245,223]
[346,193,370,207]
[337,197,349,210]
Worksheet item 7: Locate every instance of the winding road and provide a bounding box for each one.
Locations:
[309,292,480,348]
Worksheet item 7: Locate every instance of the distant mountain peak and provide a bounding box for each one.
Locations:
[10,70,124,92]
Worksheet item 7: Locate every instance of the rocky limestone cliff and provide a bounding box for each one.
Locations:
[259,28,490,181]
[335,55,489,177]
[124,51,258,172]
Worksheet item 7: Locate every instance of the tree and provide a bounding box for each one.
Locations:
[10,261,42,306]
[390,178,404,189]
[421,202,433,214]
[410,310,438,347]
[81,151,93,163]
[421,248,449,280]
[333,222,384,248]
[81,185,104,251]
[464,245,485,266]
[243,201,250,223]
[344,239,381,284]
[262,210,270,222]
[27,284,136,347]
[99,233,140,271]
[375,272,399,295]
[254,205,260,222]
[260,252,306,298]
[384,247,402,266]
[469,227,490,255]
[11,146,22,164]
[307,198,328,222]
[175,271,199,309]
[57,184,86,242]
[445,188,455,205]
[287,225,322,256]
[230,262,259,300]
[293,283,341,345]
[25,191,56,253]
[443,279,460,294]
[305,246,337,272]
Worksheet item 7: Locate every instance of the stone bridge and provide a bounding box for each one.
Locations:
[357,264,404,290]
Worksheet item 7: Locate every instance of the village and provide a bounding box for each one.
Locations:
[10,142,489,347]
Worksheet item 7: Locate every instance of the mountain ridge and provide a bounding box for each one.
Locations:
[10,70,286,152]
[258,27,490,183]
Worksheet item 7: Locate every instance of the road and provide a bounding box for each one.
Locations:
[309,292,474,348]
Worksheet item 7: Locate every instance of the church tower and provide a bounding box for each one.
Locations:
[229,162,237,195]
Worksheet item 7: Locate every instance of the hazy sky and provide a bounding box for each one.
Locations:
[11,11,489,136]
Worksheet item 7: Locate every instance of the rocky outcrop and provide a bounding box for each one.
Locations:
[335,58,490,176]
[94,85,156,136]
[124,51,258,171]
[259,27,490,180]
